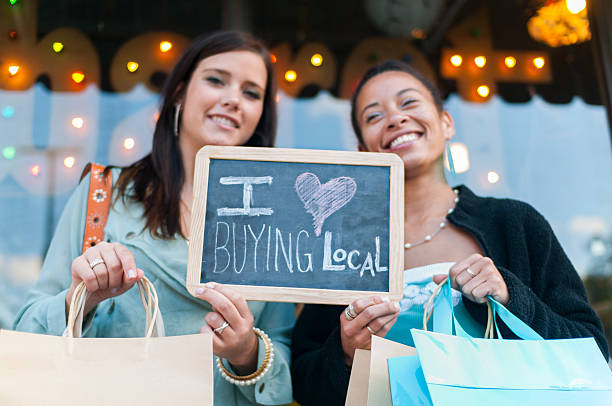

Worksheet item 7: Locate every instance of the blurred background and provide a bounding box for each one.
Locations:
[1,0,611,357]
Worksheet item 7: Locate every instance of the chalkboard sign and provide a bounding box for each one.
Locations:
[186,146,404,304]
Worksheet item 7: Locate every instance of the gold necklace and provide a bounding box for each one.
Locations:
[404,189,459,250]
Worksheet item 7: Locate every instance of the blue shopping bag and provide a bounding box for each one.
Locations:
[388,278,612,405]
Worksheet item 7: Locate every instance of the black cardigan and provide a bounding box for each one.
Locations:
[290,185,608,406]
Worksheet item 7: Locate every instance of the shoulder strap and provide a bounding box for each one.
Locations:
[81,163,113,254]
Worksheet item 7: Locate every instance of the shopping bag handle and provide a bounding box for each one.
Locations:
[423,277,494,338]
[65,276,165,338]
[487,297,543,340]
[423,278,542,340]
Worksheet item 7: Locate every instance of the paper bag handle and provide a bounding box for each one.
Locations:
[65,276,165,338]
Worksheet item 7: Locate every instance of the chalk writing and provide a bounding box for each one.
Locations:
[217,176,274,216]
[295,173,357,236]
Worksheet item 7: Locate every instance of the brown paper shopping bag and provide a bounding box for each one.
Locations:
[345,335,416,406]
[0,278,213,406]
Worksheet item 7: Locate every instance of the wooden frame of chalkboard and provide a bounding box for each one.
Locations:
[186,146,404,304]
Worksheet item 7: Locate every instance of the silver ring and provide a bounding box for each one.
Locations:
[89,258,105,269]
[213,321,229,334]
[366,326,376,335]
[345,303,357,320]
[466,268,475,276]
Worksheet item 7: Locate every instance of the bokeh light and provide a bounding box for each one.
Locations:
[123,137,135,150]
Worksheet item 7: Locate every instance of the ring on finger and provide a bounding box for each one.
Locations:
[466,268,475,277]
[366,326,376,335]
[89,258,105,269]
[345,304,357,320]
[213,321,229,334]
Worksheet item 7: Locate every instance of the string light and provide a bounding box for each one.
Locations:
[30,165,40,176]
[2,146,16,160]
[487,171,500,184]
[2,106,14,119]
[566,0,586,14]
[123,137,135,150]
[477,85,490,98]
[310,53,323,67]
[270,53,277,63]
[8,65,20,76]
[159,41,173,53]
[8,29,17,40]
[63,156,75,168]
[71,117,84,129]
[9,0,19,5]
[126,61,139,72]
[474,56,487,68]
[533,57,545,69]
[450,55,463,67]
[71,71,85,84]
[504,56,517,68]
[284,70,297,82]
[52,42,64,53]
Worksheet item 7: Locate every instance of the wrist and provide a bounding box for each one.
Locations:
[217,328,274,386]
[229,331,259,375]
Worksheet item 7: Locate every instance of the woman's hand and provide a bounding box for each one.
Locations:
[66,242,144,318]
[197,283,258,375]
[433,254,509,305]
[339,296,400,366]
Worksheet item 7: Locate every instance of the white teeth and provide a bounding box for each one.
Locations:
[211,116,237,128]
[390,133,418,148]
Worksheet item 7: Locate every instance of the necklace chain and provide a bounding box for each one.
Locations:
[404,189,459,250]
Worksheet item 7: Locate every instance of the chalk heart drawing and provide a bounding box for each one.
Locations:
[295,173,357,237]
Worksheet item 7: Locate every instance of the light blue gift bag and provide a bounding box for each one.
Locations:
[388,278,612,405]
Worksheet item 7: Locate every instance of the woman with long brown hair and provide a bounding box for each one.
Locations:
[15,31,294,405]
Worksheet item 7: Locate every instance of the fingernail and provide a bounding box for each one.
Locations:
[394,302,401,311]
[196,287,207,295]
[111,288,118,294]
[206,282,216,289]
[382,297,390,302]
[127,269,136,278]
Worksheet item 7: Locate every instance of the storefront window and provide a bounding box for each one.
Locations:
[1,1,610,358]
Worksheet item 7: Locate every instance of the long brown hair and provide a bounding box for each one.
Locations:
[113,31,277,239]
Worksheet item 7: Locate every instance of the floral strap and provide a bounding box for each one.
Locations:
[81,163,112,254]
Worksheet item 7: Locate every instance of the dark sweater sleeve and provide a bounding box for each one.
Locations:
[291,304,351,406]
[464,202,609,360]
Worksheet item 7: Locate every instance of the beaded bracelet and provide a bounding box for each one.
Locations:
[216,327,275,386]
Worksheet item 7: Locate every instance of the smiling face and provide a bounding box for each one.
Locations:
[355,71,455,175]
[178,50,267,156]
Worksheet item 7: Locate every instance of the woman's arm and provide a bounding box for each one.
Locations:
[13,175,92,335]
[465,204,609,360]
[238,301,295,405]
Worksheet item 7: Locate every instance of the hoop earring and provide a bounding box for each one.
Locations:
[173,103,182,137]
[446,140,457,182]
